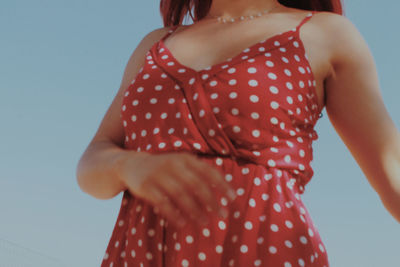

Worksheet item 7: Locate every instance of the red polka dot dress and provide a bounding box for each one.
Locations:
[101,10,329,267]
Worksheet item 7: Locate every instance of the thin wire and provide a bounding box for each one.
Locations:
[0,236,67,267]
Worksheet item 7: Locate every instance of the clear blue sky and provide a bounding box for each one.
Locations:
[1,0,399,266]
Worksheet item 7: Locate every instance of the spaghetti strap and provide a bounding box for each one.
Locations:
[160,25,180,42]
[295,11,316,31]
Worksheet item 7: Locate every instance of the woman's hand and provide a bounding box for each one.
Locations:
[117,151,237,229]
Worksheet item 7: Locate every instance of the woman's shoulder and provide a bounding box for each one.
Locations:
[308,10,368,66]
[141,26,172,47]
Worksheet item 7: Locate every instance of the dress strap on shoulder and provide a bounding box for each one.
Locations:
[295,11,317,31]
[160,25,180,42]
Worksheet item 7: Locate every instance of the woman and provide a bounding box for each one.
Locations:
[76,0,400,266]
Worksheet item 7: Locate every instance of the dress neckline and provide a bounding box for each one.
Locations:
[157,11,315,74]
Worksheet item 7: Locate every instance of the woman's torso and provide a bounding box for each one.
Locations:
[100,8,333,267]
[161,7,332,112]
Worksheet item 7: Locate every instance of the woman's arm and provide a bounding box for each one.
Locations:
[323,13,400,222]
[76,27,171,200]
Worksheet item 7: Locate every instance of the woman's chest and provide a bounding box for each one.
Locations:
[162,19,332,112]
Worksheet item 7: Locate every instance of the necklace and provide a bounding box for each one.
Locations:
[209,5,279,23]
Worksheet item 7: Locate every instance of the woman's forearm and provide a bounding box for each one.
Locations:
[76,140,150,200]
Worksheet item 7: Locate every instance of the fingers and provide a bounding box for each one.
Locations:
[184,154,237,202]
[146,183,187,229]
[173,159,223,216]
[155,172,211,227]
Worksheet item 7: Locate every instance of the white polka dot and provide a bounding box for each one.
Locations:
[269,86,279,94]
[270,101,279,109]
[285,220,293,228]
[198,252,206,261]
[284,262,292,267]
[249,80,258,87]
[308,228,314,237]
[254,177,261,186]
[268,159,276,167]
[298,258,305,267]
[146,228,155,237]
[269,246,277,254]
[270,117,278,124]
[284,69,292,76]
[146,252,153,260]
[252,129,260,138]
[233,125,241,133]
[251,112,260,119]
[237,188,245,195]
[300,236,308,244]
[266,60,274,67]
[249,198,257,207]
[229,92,238,99]
[268,72,277,80]
[183,235,193,244]
[231,235,238,243]
[248,67,257,73]
[270,224,279,232]
[216,245,223,253]
[285,240,293,248]
[202,228,210,237]
[174,140,182,147]
[299,163,305,170]
[245,221,253,230]
[218,221,226,230]
[250,95,259,103]
[273,203,281,212]
[240,245,248,253]
[229,79,237,85]
[158,142,166,149]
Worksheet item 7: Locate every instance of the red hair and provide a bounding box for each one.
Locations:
[159,0,345,27]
